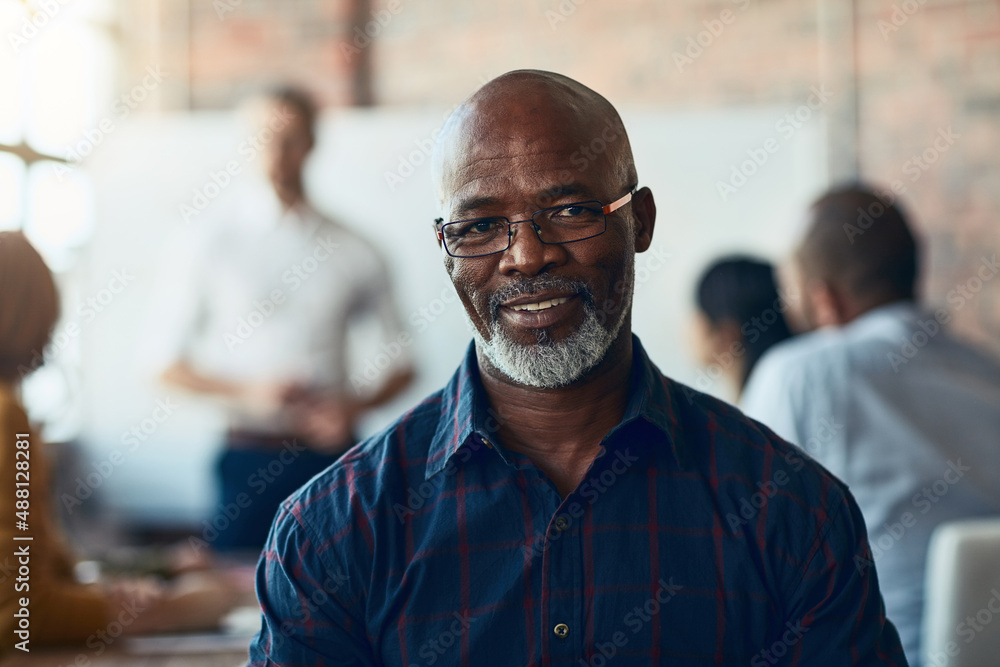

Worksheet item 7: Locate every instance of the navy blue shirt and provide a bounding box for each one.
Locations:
[250,336,906,666]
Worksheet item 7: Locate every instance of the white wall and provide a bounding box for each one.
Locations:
[63,104,825,524]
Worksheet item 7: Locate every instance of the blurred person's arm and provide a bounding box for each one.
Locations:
[160,360,295,418]
[291,366,415,453]
[344,248,416,409]
[361,365,414,407]
[110,572,243,636]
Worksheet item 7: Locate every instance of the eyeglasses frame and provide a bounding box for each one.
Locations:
[432,186,637,258]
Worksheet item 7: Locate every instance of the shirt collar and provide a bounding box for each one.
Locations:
[847,299,918,327]
[424,334,688,480]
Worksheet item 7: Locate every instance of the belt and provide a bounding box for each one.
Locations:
[225,429,302,452]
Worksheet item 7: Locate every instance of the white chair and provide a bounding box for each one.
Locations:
[922,518,1000,667]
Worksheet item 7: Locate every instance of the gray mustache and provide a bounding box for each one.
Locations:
[488,275,594,320]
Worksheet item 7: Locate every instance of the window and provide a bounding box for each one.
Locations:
[1,0,116,270]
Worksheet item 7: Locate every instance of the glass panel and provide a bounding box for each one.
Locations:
[25,23,99,155]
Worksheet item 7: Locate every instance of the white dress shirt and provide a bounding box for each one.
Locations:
[152,190,407,434]
[742,301,1000,663]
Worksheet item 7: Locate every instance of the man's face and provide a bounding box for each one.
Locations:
[257,101,313,195]
[437,98,651,387]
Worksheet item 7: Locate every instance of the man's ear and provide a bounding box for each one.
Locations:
[631,187,656,253]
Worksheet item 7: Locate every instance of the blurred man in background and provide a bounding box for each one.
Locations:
[157,87,414,552]
[742,184,1000,664]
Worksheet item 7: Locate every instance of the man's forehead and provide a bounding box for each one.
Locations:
[444,137,612,212]
[449,168,599,213]
[432,71,630,208]
[453,130,585,174]
[455,100,593,152]
[443,109,605,183]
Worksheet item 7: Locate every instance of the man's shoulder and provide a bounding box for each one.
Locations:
[759,328,846,374]
[757,309,1000,384]
[669,377,850,506]
[671,378,790,454]
[746,330,856,405]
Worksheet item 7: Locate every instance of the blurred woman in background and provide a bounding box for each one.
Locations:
[690,255,795,401]
[0,232,238,653]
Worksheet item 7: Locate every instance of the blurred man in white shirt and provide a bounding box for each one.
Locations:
[158,87,414,551]
[742,184,1000,666]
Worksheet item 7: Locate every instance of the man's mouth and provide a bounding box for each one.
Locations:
[505,296,571,313]
[487,277,592,333]
[496,292,582,331]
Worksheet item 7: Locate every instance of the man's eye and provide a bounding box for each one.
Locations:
[453,218,503,236]
[552,205,601,220]
[471,220,497,233]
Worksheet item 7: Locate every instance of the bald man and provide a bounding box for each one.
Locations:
[743,185,1000,665]
[250,73,906,665]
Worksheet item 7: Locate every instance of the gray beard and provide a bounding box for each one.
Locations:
[472,264,633,389]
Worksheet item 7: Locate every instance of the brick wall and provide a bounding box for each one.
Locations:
[854,0,1000,351]
[116,0,1000,352]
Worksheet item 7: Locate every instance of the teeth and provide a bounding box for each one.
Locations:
[509,297,569,312]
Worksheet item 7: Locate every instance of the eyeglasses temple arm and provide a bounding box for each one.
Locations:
[603,188,635,215]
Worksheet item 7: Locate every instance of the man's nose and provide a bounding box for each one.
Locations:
[498,219,565,276]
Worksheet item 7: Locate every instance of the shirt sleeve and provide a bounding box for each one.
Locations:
[138,231,209,377]
[249,503,375,666]
[353,246,412,369]
[777,486,908,666]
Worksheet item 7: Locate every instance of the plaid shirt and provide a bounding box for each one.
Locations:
[250,336,907,666]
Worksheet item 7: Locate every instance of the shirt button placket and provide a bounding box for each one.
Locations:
[544,505,582,660]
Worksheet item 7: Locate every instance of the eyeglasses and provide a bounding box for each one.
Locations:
[433,187,636,258]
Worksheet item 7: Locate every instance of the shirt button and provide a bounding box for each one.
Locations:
[553,516,570,531]
[553,623,570,639]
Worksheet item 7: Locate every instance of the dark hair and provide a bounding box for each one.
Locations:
[800,183,920,305]
[263,85,317,139]
[696,256,793,387]
[0,232,59,382]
